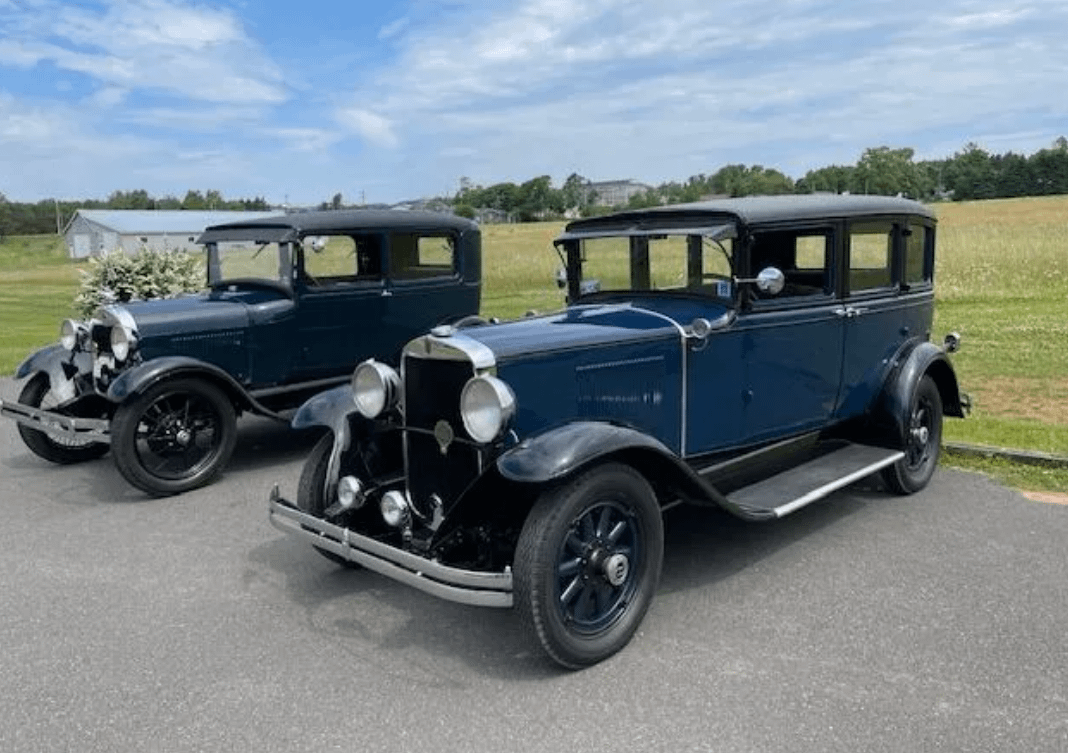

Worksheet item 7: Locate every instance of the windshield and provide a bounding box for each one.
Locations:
[206,240,291,284]
[573,233,735,299]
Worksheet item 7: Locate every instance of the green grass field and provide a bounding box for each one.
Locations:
[3,196,1068,490]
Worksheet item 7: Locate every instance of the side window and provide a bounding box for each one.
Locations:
[848,223,893,293]
[391,234,456,280]
[904,224,930,286]
[302,234,382,285]
[750,230,831,298]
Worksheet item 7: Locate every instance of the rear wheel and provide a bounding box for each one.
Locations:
[16,374,110,464]
[111,378,237,497]
[882,375,943,495]
[514,463,663,669]
[297,433,360,568]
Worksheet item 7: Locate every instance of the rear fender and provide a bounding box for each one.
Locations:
[876,341,965,447]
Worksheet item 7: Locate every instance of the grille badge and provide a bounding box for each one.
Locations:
[434,420,455,455]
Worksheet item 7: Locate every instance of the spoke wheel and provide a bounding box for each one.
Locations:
[112,378,237,497]
[16,374,110,464]
[514,463,663,669]
[882,375,943,495]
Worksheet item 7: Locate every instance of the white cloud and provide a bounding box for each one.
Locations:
[334,107,399,148]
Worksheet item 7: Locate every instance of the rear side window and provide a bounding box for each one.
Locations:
[904,225,931,285]
[848,223,893,292]
[391,234,456,280]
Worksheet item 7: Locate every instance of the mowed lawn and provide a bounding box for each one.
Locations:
[3,195,1067,465]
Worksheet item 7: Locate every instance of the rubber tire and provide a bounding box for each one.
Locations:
[296,433,360,568]
[514,463,663,669]
[882,375,943,495]
[111,378,237,497]
[16,374,110,464]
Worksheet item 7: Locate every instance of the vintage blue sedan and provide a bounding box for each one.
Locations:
[269,195,967,668]
[1,210,481,496]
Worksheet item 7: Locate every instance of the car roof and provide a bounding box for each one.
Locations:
[560,194,936,239]
[198,208,477,243]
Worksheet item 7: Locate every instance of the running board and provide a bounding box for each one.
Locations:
[725,443,904,520]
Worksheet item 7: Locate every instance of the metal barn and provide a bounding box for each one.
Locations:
[63,210,280,259]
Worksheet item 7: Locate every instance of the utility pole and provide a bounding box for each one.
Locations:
[54,199,61,235]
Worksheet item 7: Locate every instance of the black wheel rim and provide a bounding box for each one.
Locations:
[905,393,936,471]
[553,499,642,635]
[133,391,225,481]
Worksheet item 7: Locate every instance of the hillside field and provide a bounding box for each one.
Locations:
[2,196,1067,476]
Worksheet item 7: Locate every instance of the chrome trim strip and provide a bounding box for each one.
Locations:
[772,450,904,517]
[99,303,138,334]
[268,489,513,608]
[0,399,110,442]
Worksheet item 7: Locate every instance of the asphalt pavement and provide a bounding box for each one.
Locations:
[1,376,1066,753]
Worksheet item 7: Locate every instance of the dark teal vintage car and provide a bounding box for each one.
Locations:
[268,195,967,668]
[1,210,481,496]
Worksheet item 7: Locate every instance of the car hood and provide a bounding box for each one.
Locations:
[101,294,250,338]
[457,301,712,363]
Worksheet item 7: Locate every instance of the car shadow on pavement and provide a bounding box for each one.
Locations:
[246,479,885,681]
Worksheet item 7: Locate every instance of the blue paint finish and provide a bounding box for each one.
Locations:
[290,384,354,431]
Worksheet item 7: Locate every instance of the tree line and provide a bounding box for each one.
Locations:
[0,189,270,238]
[450,138,1068,220]
[2,138,1066,236]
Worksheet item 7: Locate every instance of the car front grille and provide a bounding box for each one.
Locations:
[403,353,482,512]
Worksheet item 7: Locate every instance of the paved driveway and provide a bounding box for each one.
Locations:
[1,376,1066,752]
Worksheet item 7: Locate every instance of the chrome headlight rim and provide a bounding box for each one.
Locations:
[351,360,401,419]
[60,319,87,351]
[460,374,516,444]
[109,324,137,362]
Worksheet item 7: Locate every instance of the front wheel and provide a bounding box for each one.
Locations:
[111,378,237,496]
[882,375,943,495]
[297,433,360,568]
[16,374,110,464]
[514,463,663,669]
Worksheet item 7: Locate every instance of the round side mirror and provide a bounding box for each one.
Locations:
[756,267,785,295]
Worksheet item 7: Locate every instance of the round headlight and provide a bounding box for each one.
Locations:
[110,325,136,362]
[351,360,400,419]
[380,490,411,528]
[60,319,81,351]
[460,374,516,444]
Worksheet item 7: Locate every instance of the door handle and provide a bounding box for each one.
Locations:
[833,306,867,318]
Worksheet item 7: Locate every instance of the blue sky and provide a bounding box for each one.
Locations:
[1,0,1066,206]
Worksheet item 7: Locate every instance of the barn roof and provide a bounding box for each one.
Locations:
[67,209,280,235]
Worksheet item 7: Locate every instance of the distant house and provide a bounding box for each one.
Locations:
[587,179,653,207]
[63,209,280,259]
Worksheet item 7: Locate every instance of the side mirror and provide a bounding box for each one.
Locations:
[755,267,785,295]
[735,267,785,296]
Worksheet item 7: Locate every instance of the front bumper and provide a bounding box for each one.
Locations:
[268,486,513,608]
[0,398,110,442]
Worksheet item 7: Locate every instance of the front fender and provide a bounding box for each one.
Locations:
[15,344,92,405]
[291,384,355,432]
[877,341,965,446]
[107,356,253,410]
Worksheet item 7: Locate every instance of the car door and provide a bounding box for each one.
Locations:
[380,232,475,361]
[835,219,935,418]
[738,228,845,444]
[291,233,386,381]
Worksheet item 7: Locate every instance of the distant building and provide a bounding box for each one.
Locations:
[63,209,280,259]
[587,179,653,207]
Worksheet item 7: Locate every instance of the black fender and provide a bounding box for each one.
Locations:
[291,384,355,432]
[15,344,93,406]
[106,356,260,414]
[496,421,732,510]
[875,341,965,447]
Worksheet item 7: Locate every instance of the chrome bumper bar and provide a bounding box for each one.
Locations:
[268,486,513,608]
[0,398,110,442]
